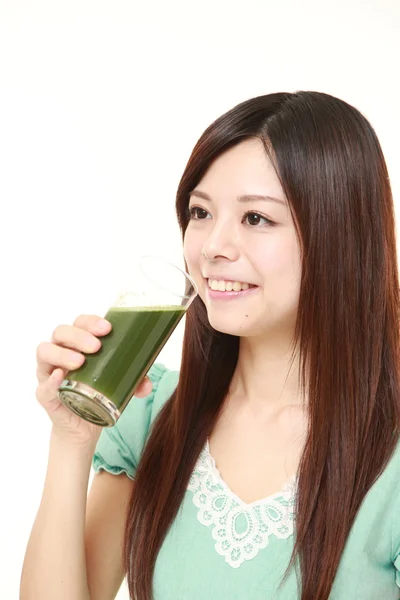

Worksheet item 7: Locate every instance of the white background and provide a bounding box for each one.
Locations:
[1,1,399,598]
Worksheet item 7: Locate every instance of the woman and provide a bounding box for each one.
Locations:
[20,91,400,599]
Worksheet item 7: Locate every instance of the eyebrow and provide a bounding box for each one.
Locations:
[189,189,287,207]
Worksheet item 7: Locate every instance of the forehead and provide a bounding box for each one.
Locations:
[194,138,285,202]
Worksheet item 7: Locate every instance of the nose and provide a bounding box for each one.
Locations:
[201,221,239,262]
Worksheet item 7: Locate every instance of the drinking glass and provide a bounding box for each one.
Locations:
[57,256,197,427]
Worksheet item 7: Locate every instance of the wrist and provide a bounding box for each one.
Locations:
[50,428,100,456]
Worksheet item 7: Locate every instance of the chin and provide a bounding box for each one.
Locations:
[206,314,254,337]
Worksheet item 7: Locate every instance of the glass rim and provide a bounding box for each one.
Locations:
[138,255,198,301]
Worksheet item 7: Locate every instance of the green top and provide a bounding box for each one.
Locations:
[92,363,400,599]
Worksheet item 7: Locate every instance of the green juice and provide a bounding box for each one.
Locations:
[64,305,185,412]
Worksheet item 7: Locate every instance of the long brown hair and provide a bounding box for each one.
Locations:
[123,91,400,599]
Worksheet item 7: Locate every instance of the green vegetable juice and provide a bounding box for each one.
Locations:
[65,305,185,410]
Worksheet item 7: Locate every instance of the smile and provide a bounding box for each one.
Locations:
[207,278,257,292]
[204,278,259,301]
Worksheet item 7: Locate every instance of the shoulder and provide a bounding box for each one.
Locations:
[360,435,400,558]
[92,362,179,479]
[366,435,400,505]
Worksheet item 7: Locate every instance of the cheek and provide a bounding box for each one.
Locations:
[183,230,209,303]
[264,239,302,310]
[252,236,301,302]
[261,233,299,273]
[182,232,192,263]
[183,230,200,273]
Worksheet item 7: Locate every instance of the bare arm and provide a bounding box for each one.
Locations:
[20,433,94,599]
[20,432,134,600]
[21,314,149,600]
[85,470,134,599]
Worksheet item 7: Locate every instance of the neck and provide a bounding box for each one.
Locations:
[229,332,308,413]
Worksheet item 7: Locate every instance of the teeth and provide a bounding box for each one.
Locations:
[217,281,225,292]
[209,280,219,291]
[208,279,253,292]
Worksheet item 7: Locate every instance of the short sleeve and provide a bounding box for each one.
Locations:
[391,437,400,588]
[393,551,400,588]
[92,362,179,480]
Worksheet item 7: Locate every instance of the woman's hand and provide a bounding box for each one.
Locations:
[35,314,153,447]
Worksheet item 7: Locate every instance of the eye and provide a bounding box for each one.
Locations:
[187,206,210,220]
[243,211,276,227]
[185,206,276,227]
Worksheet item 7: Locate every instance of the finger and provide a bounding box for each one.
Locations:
[49,368,66,389]
[36,363,67,385]
[134,377,153,398]
[36,342,85,379]
[36,368,66,405]
[72,314,112,335]
[38,368,65,401]
[51,324,102,354]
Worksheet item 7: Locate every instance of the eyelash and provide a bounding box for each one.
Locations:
[185,206,277,228]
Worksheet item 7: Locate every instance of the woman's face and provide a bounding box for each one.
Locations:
[183,138,302,338]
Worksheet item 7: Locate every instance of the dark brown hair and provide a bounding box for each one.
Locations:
[123,91,400,599]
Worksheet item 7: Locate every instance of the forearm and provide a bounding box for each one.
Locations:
[20,432,96,600]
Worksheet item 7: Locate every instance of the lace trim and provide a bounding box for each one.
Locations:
[187,440,298,568]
